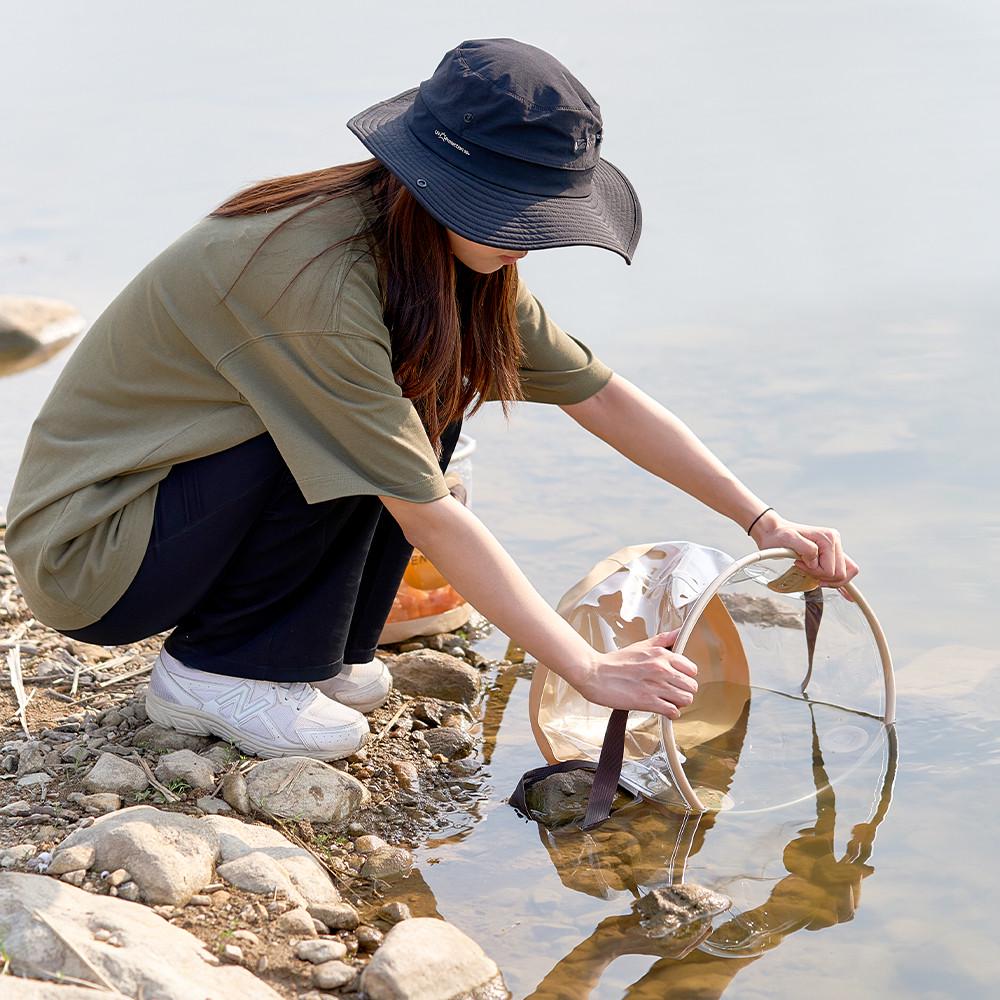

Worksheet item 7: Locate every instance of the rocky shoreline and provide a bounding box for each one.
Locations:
[0,524,515,999]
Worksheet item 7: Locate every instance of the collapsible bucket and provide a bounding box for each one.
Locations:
[516,541,895,825]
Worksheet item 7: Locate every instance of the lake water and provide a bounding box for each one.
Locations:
[3,3,999,997]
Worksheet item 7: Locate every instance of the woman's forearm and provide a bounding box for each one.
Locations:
[380,494,599,684]
[562,373,768,532]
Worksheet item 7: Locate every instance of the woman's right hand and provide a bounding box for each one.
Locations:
[571,629,699,720]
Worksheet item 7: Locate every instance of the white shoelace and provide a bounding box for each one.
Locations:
[269,681,313,711]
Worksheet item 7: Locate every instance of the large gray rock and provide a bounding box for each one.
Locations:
[244,757,369,827]
[154,749,216,792]
[205,814,341,909]
[386,650,482,705]
[361,918,507,1000]
[53,806,219,906]
[0,872,282,999]
[2,980,130,998]
[82,754,148,796]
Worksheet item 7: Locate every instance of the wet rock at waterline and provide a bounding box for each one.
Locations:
[385,649,482,705]
[421,725,476,761]
[243,756,369,826]
[0,296,84,377]
[52,805,219,906]
[359,845,414,880]
[524,769,630,828]
[0,872,282,999]
[361,917,508,1000]
[634,884,733,937]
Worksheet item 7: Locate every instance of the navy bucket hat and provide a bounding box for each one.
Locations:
[347,38,642,264]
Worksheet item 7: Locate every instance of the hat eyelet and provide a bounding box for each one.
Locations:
[415,178,428,188]
[463,112,474,123]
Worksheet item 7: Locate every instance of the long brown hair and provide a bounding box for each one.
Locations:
[211,158,525,455]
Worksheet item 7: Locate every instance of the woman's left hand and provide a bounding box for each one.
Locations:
[748,510,859,589]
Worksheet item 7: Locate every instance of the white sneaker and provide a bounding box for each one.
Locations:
[311,656,393,713]
[145,648,368,761]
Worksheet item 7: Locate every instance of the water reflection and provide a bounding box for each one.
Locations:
[523,707,897,998]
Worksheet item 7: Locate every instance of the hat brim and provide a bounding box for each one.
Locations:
[347,88,641,264]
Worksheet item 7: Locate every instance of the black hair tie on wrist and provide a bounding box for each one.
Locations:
[746,507,774,536]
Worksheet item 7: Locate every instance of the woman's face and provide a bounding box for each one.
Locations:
[446,230,528,273]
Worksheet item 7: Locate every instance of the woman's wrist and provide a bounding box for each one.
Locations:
[748,507,783,546]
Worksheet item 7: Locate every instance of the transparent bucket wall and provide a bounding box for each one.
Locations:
[537,552,891,814]
[641,557,889,813]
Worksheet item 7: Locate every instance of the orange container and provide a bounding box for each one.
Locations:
[378,435,476,643]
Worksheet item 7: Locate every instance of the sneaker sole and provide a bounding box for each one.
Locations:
[145,691,367,762]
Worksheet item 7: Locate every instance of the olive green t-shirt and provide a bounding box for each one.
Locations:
[5,191,614,630]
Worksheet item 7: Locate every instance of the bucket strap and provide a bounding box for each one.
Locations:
[580,708,629,829]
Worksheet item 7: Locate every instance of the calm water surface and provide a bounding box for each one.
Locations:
[3,3,998,997]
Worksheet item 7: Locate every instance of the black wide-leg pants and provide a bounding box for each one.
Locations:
[60,420,463,682]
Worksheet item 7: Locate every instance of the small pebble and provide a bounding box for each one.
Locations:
[296,938,348,964]
[222,943,244,963]
[354,834,386,854]
[355,925,383,952]
[312,959,357,990]
[378,901,412,924]
[275,907,317,937]
[117,882,141,902]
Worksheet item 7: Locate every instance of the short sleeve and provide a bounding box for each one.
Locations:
[216,265,450,505]
[483,278,614,405]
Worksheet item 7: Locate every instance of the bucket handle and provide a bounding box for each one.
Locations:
[662,547,895,812]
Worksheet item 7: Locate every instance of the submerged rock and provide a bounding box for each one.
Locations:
[524,769,628,828]
[634,883,732,938]
[361,917,508,1000]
